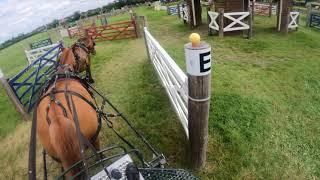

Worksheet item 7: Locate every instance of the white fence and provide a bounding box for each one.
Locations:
[208,11,251,32]
[143,27,189,136]
[25,43,60,65]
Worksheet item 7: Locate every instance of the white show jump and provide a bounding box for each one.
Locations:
[208,11,219,31]
[25,43,60,65]
[143,27,189,136]
[288,11,300,29]
[208,11,251,32]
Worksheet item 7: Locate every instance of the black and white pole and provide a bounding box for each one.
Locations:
[0,69,29,120]
[185,33,211,169]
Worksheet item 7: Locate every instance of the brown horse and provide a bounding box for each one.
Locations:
[72,36,96,83]
[36,47,100,178]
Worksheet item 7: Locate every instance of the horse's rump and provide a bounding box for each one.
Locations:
[36,77,99,162]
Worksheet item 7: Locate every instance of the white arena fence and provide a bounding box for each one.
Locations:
[25,42,61,65]
[143,27,189,137]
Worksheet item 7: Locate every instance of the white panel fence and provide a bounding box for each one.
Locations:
[288,11,300,29]
[25,43,60,65]
[143,27,189,136]
[208,11,251,32]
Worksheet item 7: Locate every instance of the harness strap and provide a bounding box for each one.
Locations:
[69,95,90,178]
[28,106,38,180]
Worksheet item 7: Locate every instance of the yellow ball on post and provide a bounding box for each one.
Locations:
[189,33,201,47]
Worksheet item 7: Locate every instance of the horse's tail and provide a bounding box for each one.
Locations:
[49,115,81,168]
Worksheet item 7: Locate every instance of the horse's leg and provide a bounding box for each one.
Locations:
[86,64,94,84]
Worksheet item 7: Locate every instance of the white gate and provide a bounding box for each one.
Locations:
[144,27,189,136]
[25,43,60,65]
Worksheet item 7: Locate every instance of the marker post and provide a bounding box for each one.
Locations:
[185,33,211,169]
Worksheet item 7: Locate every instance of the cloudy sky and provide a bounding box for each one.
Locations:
[0,0,113,43]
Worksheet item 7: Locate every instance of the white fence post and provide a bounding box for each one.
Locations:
[185,33,211,169]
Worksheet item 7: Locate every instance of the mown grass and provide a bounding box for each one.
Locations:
[0,5,320,179]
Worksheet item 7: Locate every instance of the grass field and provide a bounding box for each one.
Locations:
[0,5,320,179]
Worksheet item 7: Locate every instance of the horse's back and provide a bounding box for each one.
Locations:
[36,79,98,159]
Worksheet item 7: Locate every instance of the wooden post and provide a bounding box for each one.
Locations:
[248,10,253,39]
[0,69,29,120]
[218,8,224,38]
[187,0,202,27]
[269,0,272,17]
[177,4,181,18]
[207,7,213,36]
[141,16,151,61]
[185,34,211,169]
[278,0,289,33]
[131,13,139,38]
[306,5,311,27]
[252,0,255,21]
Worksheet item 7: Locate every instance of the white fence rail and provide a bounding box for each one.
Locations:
[144,27,189,136]
[25,43,60,65]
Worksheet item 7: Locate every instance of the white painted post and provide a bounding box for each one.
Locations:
[185,33,211,169]
[0,69,29,120]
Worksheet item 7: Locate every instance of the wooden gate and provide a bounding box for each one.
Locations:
[85,20,138,41]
